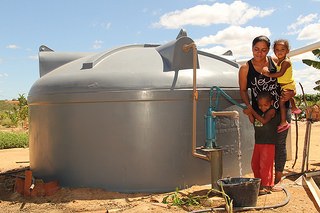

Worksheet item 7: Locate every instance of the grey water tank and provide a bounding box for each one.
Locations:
[28,32,254,192]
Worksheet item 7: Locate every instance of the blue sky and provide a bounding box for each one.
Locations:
[1,0,320,100]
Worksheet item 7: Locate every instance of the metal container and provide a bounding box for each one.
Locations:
[28,32,254,192]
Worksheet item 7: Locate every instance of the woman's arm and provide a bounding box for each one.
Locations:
[251,108,276,125]
[238,63,253,110]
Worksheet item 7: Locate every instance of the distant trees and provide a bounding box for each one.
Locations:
[292,52,320,120]
[0,94,28,128]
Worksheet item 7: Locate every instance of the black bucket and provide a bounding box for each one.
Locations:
[217,177,261,207]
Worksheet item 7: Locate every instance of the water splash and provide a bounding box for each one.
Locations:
[234,118,242,177]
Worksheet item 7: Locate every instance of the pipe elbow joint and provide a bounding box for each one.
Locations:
[212,110,239,119]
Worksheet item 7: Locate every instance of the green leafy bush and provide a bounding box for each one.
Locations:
[0,131,28,149]
[0,94,29,128]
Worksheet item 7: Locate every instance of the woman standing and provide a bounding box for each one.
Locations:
[238,35,293,189]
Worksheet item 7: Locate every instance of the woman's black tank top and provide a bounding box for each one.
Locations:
[246,56,281,113]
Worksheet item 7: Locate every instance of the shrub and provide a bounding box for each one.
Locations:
[0,131,28,149]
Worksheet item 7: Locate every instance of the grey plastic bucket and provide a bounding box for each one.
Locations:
[217,177,261,207]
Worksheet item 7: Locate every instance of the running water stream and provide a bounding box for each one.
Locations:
[234,118,243,177]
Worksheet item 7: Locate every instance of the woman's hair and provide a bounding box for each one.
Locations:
[252,35,271,48]
[273,39,290,51]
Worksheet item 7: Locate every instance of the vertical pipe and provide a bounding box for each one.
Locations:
[183,43,240,160]
[209,148,223,190]
[183,43,209,161]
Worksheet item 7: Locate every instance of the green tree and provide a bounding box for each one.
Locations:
[2,94,29,128]
[302,49,320,91]
[17,94,28,125]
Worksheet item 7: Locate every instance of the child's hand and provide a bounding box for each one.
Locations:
[246,105,253,111]
[243,109,254,123]
[261,66,270,76]
[248,114,254,123]
[243,108,251,115]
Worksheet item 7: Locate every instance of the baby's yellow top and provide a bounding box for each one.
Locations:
[276,58,296,91]
[276,58,294,84]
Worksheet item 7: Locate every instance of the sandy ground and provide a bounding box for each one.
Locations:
[0,121,320,213]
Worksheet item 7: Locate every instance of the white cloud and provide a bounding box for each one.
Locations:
[290,52,315,62]
[198,0,217,2]
[28,55,38,60]
[286,13,320,38]
[6,44,19,49]
[289,51,320,94]
[142,7,163,16]
[200,45,230,55]
[151,9,163,16]
[101,22,111,30]
[297,23,320,41]
[288,13,318,31]
[92,21,111,30]
[93,40,104,49]
[0,73,9,78]
[294,66,320,94]
[196,25,271,59]
[153,1,274,29]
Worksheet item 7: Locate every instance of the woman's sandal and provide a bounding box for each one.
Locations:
[277,123,290,133]
[292,108,302,114]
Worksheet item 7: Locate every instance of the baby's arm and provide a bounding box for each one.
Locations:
[262,59,291,78]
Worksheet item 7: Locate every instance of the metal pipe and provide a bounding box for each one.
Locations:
[206,86,244,148]
[237,40,320,65]
[183,43,241,160]
[212,110,239,119]
[287,40,320,57]
[206,110,240,148]
[183,42,209,161]
[208,148,223,190]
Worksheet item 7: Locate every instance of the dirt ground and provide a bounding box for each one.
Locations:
[0,121,320,213]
